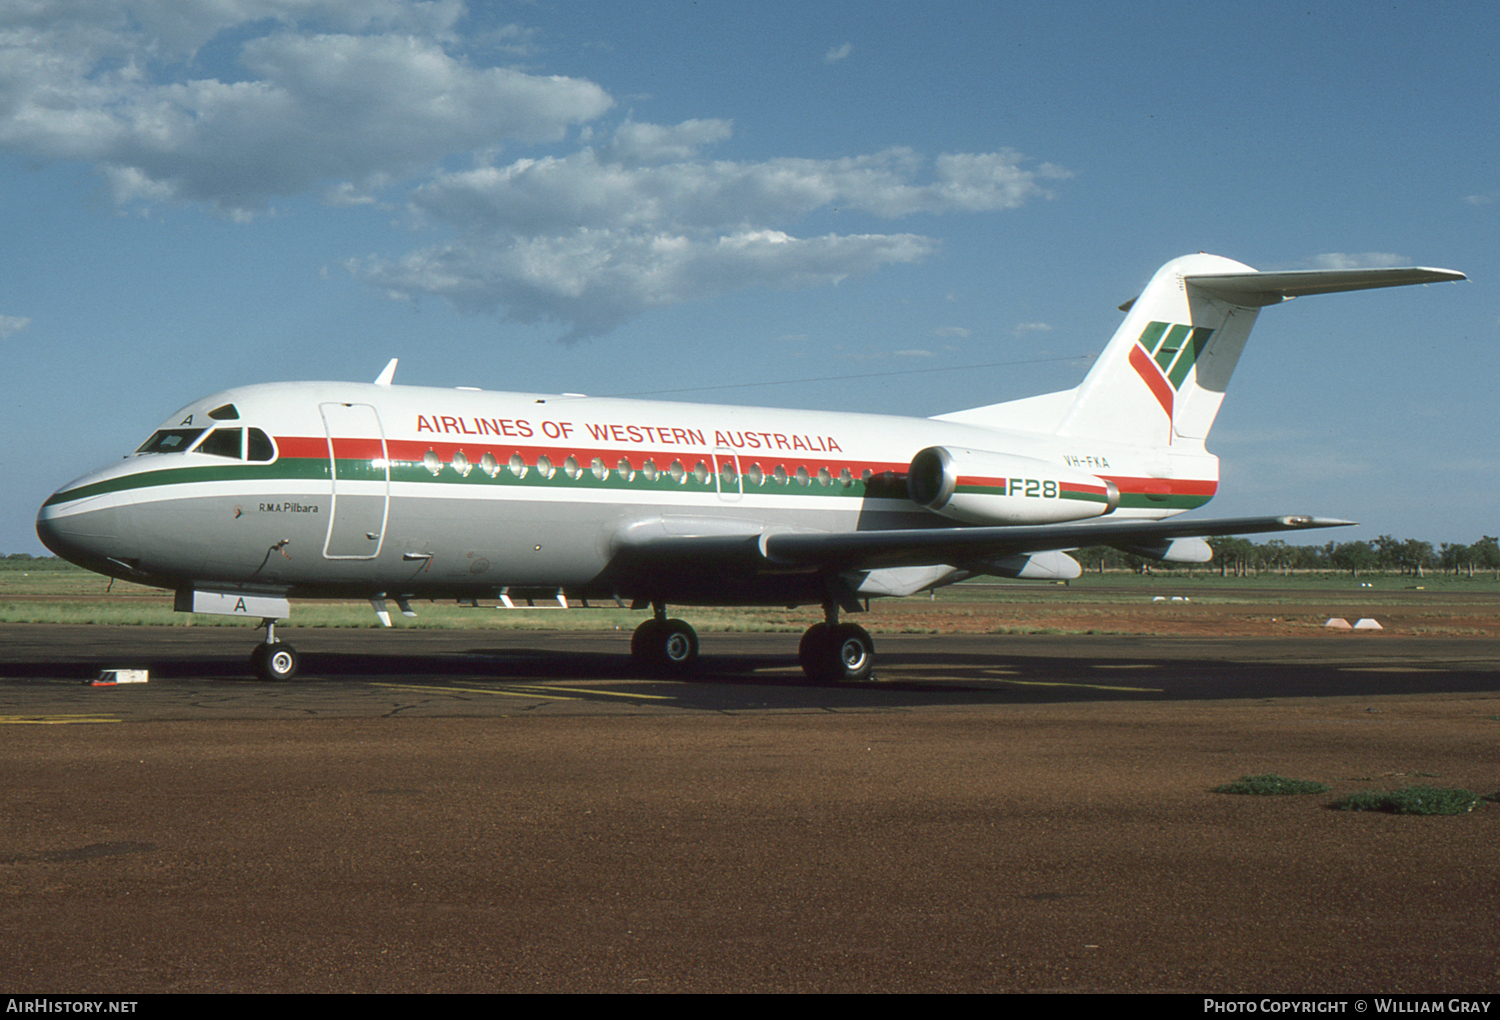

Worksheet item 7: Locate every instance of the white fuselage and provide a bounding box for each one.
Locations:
[37,380,1217,606]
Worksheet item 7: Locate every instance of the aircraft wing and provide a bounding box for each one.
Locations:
[611,514,1351,575]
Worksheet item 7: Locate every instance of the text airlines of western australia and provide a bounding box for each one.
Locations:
[415,415,843,453]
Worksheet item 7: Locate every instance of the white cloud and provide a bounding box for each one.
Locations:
[354,228,937,343]
[0,2,612,215]
[0,315,31,338]
[3,2,1069,341]
[825,42,853,64]
[1307,252,1408,270]
[354,118,1065,340]
[1012,321,1053,336]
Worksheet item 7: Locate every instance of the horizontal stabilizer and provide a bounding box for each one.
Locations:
[1185,266,1465,307]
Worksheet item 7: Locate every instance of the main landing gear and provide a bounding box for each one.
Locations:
[797,604,874,683]
[629,600,875,682]
[249,617,299,681]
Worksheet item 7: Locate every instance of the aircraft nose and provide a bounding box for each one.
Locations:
[36,492,137,573]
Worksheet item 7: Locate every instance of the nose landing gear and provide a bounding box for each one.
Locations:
[250,617,299,681]
[631,604,699,674]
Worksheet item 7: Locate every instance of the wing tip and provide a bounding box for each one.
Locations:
[1278,515,1357,529]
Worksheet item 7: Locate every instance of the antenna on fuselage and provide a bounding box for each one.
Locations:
[373,359,398,386]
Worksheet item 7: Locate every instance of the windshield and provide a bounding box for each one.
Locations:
[134,425,276,461]
[135,428,206,454]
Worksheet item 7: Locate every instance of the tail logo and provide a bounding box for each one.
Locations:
[1128,321,1214,420]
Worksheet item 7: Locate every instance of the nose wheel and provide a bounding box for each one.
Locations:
[631,612,699,674]
[249,617,299,681]
[250,642,300,681]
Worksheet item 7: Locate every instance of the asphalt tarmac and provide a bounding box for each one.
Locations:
[3,624,1499,993]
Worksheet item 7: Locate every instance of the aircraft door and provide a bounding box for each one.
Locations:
[320,402,390,559]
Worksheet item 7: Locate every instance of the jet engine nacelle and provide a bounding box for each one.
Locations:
[908,446,1119,526]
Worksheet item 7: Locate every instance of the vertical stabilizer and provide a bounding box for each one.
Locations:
[1056,253,1260,446]
[935,254,1462,444]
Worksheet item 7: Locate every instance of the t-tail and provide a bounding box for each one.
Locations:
[940,253,1465,449]
[1058,253,1465,447]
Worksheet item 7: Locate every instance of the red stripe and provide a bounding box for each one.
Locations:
[275,435,328,459]
[1102,475,1218,497]
[274,434,907,478]
[1129,344,1174,420]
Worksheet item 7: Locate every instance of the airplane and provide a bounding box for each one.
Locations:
[37,253,1464,682]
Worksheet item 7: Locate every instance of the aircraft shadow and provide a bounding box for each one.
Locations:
[6,643,1496,706]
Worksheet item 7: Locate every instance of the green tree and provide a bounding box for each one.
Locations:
[1330,541,1378,578]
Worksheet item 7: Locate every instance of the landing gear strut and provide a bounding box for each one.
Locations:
[631,603,699,674]
[249,617,299,681]
[798,602,875,683]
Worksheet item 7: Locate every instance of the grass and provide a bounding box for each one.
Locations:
[1213,775,1330,796]
[1327,786,1483,815]
[3,560,1500,632]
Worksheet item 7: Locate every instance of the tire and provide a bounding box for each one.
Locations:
[799,622,874,682]
[830,623,874,683]
[631,619,665,668]
[251,642,299,681]
[631,618,699,674]
[658,619,699,672]
[798,623,831,677]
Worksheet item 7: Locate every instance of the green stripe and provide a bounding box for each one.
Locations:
[1166,326,1214,389]
[44,460,329,506]
[1137,321,1169,355]
[1114,491,1213,511]
[1153,323,1191,372]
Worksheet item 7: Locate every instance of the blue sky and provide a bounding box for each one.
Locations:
[3,0,1495,555]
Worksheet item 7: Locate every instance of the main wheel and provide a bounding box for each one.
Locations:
[631,618,666,668]
[799,622,874,682]
[798,622,831,676]
[250,642,299,681]
[659,619,699,670]
[631,618,699,674]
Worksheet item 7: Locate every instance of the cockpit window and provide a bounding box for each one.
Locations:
[136,428,205,454]
[207,403,241,421]
[247,428,275,462]
[134,424,274,461]
[197,428,243,459]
